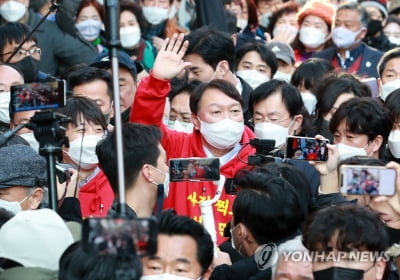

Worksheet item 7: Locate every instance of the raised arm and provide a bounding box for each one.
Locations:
[130,33,191,125]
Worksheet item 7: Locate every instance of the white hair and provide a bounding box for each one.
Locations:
[271,235,310,277]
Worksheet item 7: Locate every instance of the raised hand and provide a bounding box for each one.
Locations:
[152,33,192,80]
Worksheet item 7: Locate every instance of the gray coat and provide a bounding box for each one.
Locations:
[26,9,98,75]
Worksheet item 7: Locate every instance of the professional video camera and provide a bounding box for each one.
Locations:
[248,138,284,165]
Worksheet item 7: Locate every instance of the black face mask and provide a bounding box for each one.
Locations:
[11,56,40,83]
[313,266,364,280]
[386,226,400,245]
[367,19,383,37]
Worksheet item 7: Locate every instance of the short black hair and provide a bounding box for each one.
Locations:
[232,168,305,244]
[234,41,278,78]
[59,241,142,280]
[290,58,334,92]
[185,26,235,72]
[96,123,161,194]
[169,78,201,103]
[249,163,312,217]
[0,23,38,60]
[249,79,312,136]
[302,204,389,253]
[189,79,243,114]
[57,95,107,131]
[66,66,113,100]
[249,79,303,117]
[314,72,371,121]
[330,97,392,158]
[378,47,400,78]
[157,210,214,275]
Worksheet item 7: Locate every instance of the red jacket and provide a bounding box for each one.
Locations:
[79,169,114,217]
[130,73,256,244]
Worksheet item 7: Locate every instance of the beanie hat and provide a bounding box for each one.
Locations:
[297,0,335,27]
[360,0,388,19]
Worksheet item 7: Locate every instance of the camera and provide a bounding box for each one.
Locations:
[55,163,75,184]
[248,138,284,165]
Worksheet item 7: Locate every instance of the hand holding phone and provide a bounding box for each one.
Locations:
[339,165,396,196]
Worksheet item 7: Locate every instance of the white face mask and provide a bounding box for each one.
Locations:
[0,199,21,215]
[0,191,31,215]
[388,36,400,45]
[254,120,293,147]
[301,91,317,115]
[0,0,27,22]
[167,120,194,133]
[237,19,248,30]
[142,6,168,25]
[199,117,244,150]
[0,92,10,124]
[19,132,39,152]
[66,135,104,170]
[381,79,400,101]
[141,274,200,280]
[273,71,292,83]
[230,225,238,250]
[75,19,102,41]
[120,26,141,49]
[299,27,327,49]
[259,12,271,28]
[336,143,368,161]
[236,70,269,89]
[332,26,363,49]
[167,5,177,20]
[388,130,400,158]
[150,166,170,198]
[229,224,245,256]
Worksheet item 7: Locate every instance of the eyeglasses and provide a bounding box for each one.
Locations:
[249,116,291,125]
[2,47,42,59]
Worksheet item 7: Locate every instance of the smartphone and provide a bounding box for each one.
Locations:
[339,165,396,196]
[10,80,66,112]
[82,217,158,257]
[285,136,329,161]
[169,157,220,182]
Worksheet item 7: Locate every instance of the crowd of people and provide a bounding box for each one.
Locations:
[1,0,400,279]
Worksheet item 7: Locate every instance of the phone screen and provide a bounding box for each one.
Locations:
[10,80,66,112]
[340,165,396,196]
[82,217,158,257]
[286,136,329,161]
[169,158,220,182]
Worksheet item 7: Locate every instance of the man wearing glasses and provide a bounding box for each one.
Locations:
[0,0,97,77]
[0,22,48,82]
